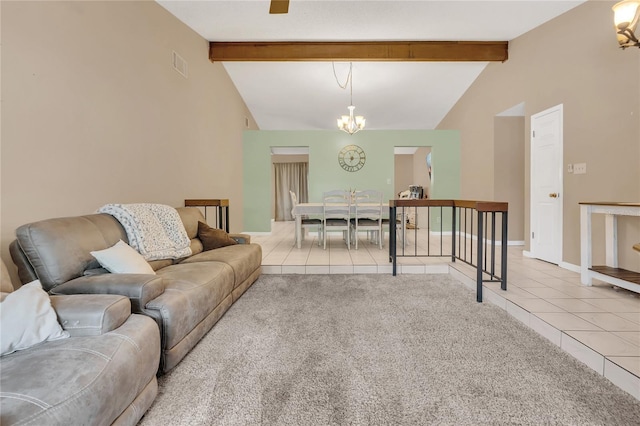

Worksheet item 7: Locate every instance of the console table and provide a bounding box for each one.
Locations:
[579,202,640,294]
[184,199,229,232]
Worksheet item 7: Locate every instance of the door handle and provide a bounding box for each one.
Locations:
[549,193,559,198]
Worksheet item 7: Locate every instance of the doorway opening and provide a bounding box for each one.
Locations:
[393,146,431,199]
[271,147,309,222]
[495,102,525,244]
[394,146,431,229]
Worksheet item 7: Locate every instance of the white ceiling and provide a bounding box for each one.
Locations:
[157,1,586,130]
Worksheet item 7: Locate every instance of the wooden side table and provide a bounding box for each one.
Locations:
[579,201,640,294]
[184,199,229,232]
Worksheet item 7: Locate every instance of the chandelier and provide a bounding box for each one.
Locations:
[335,63,365,135]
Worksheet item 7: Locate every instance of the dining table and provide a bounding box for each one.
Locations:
[292,202,399,249]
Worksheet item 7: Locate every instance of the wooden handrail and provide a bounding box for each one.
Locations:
[472,201,509,212]
[389,199,508,212]
[185,199,229,207]
[390,199,454,208]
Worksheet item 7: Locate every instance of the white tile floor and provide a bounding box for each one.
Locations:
[251,220,640,400]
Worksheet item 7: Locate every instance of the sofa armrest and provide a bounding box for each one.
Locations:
[50,294,131,337]
[50,274,164,313]
[230,233,251,244]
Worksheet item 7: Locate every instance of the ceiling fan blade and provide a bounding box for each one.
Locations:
[269,0,289,14]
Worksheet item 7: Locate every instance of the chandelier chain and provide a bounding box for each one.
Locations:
[332,62,352,91]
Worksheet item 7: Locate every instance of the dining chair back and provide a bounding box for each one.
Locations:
[352,190,383,249]
[289,190,298,208]
[322,190,351,250]
[290,190,322,246]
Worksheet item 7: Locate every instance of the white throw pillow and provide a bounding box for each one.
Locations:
[0,280,69,356]
[90,240,156,275]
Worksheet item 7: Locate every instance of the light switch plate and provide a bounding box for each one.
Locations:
[574,163,587,174]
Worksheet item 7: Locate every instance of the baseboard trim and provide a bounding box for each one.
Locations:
[521,252,580,274]
[560,261,580,273]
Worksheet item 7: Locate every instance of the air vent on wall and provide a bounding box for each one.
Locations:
[172,51,188,78]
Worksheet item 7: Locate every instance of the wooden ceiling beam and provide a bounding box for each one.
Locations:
[209,41,508,62]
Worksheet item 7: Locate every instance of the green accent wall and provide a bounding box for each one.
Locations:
[243,130,460,232]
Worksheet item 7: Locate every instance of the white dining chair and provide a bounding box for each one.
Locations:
[290,190,323,247]
[322,189,351,250]
[351,190,383,249]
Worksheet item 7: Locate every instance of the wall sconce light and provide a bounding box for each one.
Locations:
[613,0,640,49]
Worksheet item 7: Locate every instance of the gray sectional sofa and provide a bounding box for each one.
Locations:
[0,259,161,426]
[9,207,262,373]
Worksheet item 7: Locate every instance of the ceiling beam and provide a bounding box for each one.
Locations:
[209,41,508,62]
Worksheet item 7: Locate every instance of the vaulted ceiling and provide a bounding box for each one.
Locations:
[157,0,587,130]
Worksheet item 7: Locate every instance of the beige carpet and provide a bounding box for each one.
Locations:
[139,274,640,425]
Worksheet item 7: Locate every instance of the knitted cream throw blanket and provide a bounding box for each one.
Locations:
[97,203,192,261]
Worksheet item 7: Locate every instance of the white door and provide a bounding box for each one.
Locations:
[530,104,563,264]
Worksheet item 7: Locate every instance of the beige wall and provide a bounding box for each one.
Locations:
[494,116,525,241]
[1,1,257,276]
[394,155,413,196]
[438,1,640,269]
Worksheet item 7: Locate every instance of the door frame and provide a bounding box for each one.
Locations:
[529,104,563,264]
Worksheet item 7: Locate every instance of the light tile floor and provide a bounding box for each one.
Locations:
[251,220,640,400]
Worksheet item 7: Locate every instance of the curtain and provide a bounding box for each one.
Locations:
[274,162,308,221]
